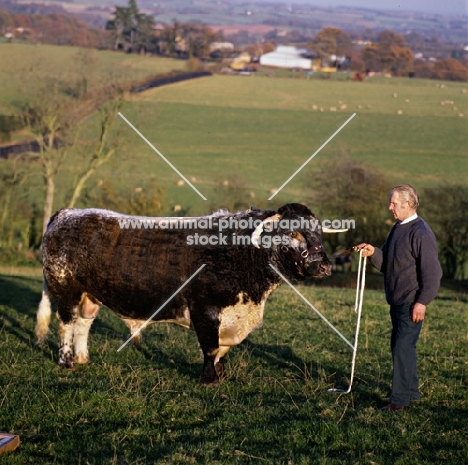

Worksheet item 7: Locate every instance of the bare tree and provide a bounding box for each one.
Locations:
[22,78,125,234]
[0,157,29,248]
[67,90,125,208]
[22,81,78,234]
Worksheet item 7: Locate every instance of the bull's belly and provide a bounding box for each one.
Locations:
[122,307,192,333]
[218,293,267,347]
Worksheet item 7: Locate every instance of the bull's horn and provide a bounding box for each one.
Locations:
[322,227,349,233]
[251,213,281,248]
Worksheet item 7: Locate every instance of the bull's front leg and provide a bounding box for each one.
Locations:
[191,308,222,386]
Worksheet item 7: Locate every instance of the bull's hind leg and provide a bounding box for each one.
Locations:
[58,318,76,368]
[74,294,100,364]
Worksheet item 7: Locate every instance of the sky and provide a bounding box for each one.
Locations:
[255,0,468,17]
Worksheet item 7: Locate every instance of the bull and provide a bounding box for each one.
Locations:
[36,203,336,385]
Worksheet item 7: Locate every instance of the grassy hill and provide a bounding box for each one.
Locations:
[0,43,187,116]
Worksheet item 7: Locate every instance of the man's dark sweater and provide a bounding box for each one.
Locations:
[369,217,442,306]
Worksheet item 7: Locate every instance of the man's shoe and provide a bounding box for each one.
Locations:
[381,403,409,412]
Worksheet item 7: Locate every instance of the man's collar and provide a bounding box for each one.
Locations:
[400,213,418,225]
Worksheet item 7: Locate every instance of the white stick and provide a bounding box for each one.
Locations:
[329,250,366,394]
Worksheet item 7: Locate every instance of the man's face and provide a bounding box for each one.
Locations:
[389,191,413,222]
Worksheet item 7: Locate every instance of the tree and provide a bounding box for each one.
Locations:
[303,155,393,255]
[308,27,352,58]
[433,58,468,82]
[106,0,155,53]
[421,186,468,280]
[362,31,413,75]
[0,158,30,250]
[22,80,78,234]
[181,22,221,58]
[67,88,125,208]
[21,77,125,234]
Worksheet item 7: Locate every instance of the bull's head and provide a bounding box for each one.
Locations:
[251,203,340,279]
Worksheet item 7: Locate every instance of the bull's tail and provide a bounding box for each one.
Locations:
[36,282,52,343]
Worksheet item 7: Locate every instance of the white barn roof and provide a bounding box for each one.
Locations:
[260,46,312,70]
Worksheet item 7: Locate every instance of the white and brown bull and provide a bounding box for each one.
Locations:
[36,203,336,385]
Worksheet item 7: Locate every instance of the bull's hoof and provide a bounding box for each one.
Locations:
[74,353,91,364]
[59,361,76,370]
[215,362,226,380]
[201,377,220,387]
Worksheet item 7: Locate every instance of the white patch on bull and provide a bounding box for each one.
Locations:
[122,308,192,344]
[74,317,94,364]
[79,294,101,319]
[157,307,192,330]
[122,318,147,345]
[214,345,231,365]
[47,253,72,284]
[218,287,279,348]
[36,288,52,343]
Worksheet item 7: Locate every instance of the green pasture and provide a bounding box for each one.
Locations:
[0,271,466,464]
[99,73,468,213]
[0,43,186,115]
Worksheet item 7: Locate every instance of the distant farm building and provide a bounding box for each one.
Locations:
[259,46,350,72]
[260,46,315,70]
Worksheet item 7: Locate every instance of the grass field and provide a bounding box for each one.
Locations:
[0,43,186,116]
[106,73,468,213]
[0,271,467,464]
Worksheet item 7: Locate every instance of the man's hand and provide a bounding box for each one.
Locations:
[412,303,426,323]
[353,243,375,257]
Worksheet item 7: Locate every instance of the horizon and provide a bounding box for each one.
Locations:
[250,0,468,17]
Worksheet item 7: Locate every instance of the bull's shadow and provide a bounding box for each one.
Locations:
[129,328,356,391]
[0,274,45,346]
[0,274,146,363]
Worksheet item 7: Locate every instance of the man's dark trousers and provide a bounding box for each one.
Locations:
[390,303,423,406]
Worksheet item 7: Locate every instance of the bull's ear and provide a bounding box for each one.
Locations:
[322,227,349,233]
[278,203,313,216]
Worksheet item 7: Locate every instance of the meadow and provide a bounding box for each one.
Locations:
[103,73,468,213]
[0,270,467,464]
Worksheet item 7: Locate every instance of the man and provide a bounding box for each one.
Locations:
[356,184,442,411]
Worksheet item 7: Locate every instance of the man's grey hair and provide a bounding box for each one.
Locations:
[392,184,420,210]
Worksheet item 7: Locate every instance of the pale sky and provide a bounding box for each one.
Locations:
[256,0,468,17]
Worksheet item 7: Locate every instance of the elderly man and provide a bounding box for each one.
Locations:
[356,184,442,411]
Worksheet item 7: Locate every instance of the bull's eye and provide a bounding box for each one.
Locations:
[301,250,309,258]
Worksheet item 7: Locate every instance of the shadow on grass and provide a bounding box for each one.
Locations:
[0,275,45,346]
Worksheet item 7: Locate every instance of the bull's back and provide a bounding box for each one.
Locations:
[42,209,193,320]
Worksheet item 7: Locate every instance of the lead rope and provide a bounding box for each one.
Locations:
[329,249,367,394]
